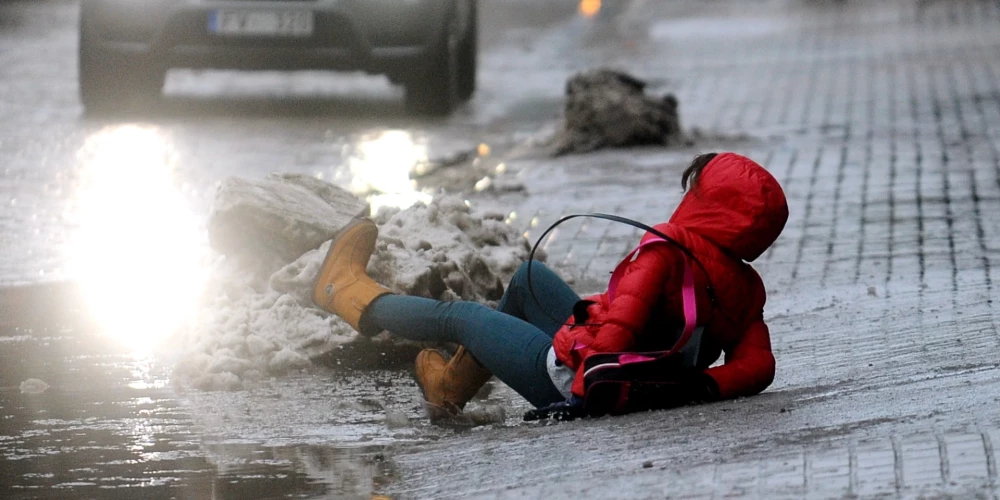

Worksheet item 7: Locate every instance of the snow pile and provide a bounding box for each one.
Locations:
[551,68,684,155]
[172,190,538,391]
[207,173,368,270]
[368,197,534,303]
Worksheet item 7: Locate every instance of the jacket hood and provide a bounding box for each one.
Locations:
[669,153,788,262]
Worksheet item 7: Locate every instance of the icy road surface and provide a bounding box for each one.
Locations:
[4,0,1000,499]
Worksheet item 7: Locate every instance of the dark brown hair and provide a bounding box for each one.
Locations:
[681,153,718,192]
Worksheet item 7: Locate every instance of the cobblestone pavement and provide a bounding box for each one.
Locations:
[386,1,1000,498]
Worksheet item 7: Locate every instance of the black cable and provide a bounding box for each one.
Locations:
[525,213,728,328]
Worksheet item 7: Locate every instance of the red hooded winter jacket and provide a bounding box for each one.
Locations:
[552,153,789,399]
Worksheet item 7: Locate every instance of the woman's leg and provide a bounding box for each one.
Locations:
[363,261,579,408]
[365,295,564,407]
[496,261,581,337]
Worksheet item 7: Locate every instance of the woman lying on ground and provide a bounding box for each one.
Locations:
[312,152,788,422]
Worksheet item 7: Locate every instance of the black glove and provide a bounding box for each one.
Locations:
[523,395,586,422]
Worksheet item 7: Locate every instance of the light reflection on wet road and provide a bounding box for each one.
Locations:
[0,284,406,497]
[1,279,483,497]
[0,0,594,497]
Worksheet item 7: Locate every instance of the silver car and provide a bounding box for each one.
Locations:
[78,0,477,115]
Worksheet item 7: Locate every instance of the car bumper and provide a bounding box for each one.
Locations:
[81,0,451,72]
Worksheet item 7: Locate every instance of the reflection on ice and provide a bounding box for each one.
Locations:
[204,442,394,499]
[68,125,208,354]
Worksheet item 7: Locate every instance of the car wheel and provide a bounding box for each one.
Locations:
[79,28,164,115]
[455,0,477,102]
[404,8,460,116]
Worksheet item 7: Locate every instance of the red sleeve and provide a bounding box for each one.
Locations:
[704,318,775,399]
[553,293,603,368]
[569,244,681,396]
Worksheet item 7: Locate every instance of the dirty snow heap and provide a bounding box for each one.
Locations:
[172,173,539,390]
[551,68,683,155]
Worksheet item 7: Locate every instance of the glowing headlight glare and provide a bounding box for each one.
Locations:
[348,130,431,211]
[70,125,207,352]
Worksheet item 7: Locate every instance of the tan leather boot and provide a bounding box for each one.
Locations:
[312,218,391,333]
[415,346,493,418]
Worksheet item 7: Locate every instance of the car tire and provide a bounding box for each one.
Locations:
[404,8,460,116]
[455,0,477,102]
[78,27,164,115]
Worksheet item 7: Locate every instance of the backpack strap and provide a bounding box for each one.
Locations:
[606,237,702,365]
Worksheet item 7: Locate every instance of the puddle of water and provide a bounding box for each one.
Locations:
[0,286,407,499]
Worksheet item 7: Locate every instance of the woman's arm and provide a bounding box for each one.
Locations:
[704,318,776,399]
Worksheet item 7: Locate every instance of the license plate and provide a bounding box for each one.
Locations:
[208,9,314,37]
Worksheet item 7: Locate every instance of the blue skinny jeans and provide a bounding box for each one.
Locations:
[363,261,578,408]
